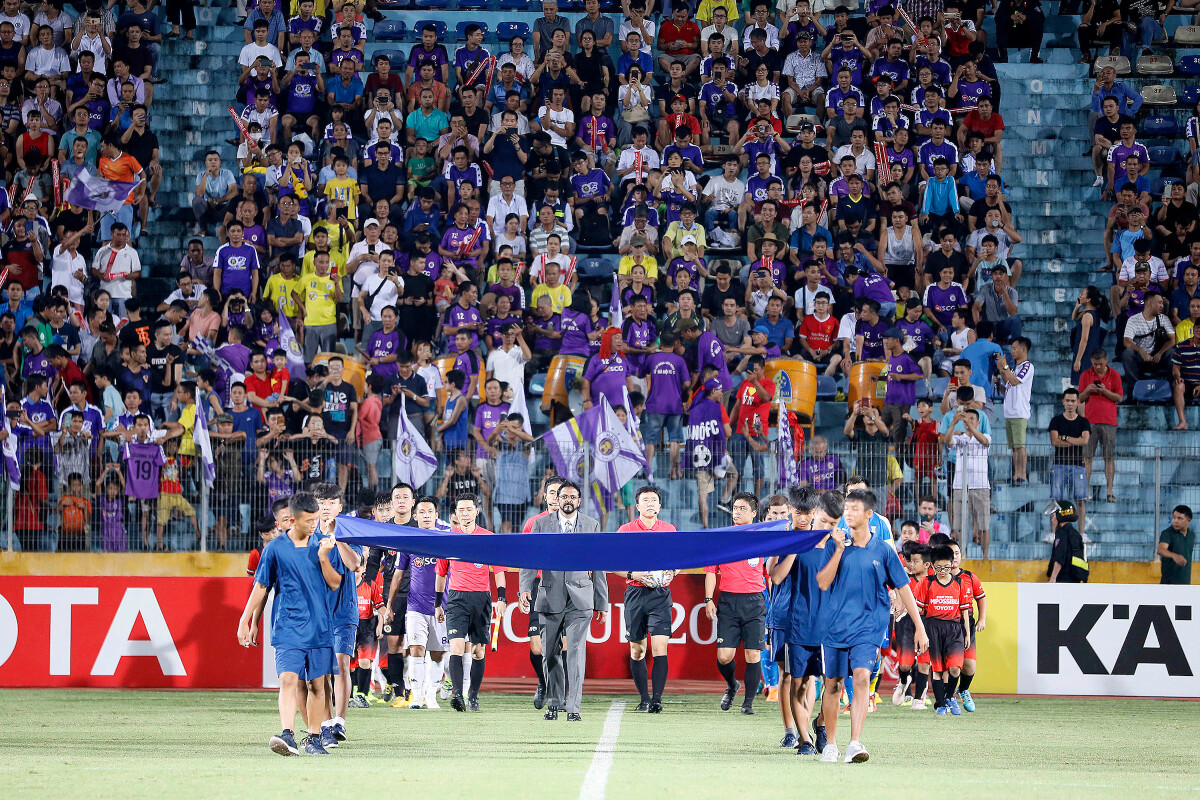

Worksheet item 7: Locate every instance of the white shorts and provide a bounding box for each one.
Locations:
[404,610,449,652]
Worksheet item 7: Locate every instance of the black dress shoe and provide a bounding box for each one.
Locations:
[544,708,558,720]
[534,684,546,710]
[567,712,582,721]
[648,701,663,713]
[634,701,650,712]
[740,705,756,715]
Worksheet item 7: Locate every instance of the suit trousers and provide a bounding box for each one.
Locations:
[540,607,591,714]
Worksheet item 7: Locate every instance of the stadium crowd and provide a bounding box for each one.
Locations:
[1,0,1185,566]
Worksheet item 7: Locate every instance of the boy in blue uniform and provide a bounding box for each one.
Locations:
[314,482,362,749]
[238,491,344,756]
[817,489,927,764]
[764,494,798,748]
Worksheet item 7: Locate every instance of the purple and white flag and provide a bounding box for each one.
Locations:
[194,398,216,488]
[0,384,19,491]
[542,396,643,513]
[393,395,438,489]
[621,385,647,470]
[777,398,799,490]
[65,166,139,214]
[609,271,623,329]
[277,298,307,381]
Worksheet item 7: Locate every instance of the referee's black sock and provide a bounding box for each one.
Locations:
[530,652,546,689]
[930,677,946,709]
[912,670,928,702]
[742,661,761,708]
[945,672,960,698]
[356,667,371,696]
[959,671,974,692]
[469,656,486,700]
[650,655,668,702]
[630,657,649,702]
[717,659,737,691]
[449,655,464,696]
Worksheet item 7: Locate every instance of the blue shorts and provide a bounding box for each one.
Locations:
[642,413,684,445]
[1051,464,1088,501]
[821,642,879,679]
[769,630,788,666]
[788,643,824,678]
[275,646,334,681]
[333,623,357,657]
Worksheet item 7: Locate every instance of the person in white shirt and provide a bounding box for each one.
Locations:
[618,2,655,55]
[702,156,747,231]
[25,26,70,90]
[91,223,141,315]
[0,0,31,44]
[528,235,577,287]
[486,177,529,233]
[71,15,111,74]
[346,217,386,298]
[53,224,91,310]
[996,337,1033,486]
[486,320,530,389]
[792,261,835,317]
[615,126,660,186]
[354,251,403,341]
[700,8,739,55]
[533,86,575,149]
[742,5,780,50]
[940,406,992,557]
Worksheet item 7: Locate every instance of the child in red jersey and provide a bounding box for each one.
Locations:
[894,540,932,709]
[949,539,986,712]
[913,544,971,715]
[907,398,941,495]
[352,563,385,707]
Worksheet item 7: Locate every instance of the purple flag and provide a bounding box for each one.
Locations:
[65,166,139,213]
[777,398,799,490]
[609,271,623,329]
[0,384,19,491]
[393,396,438,489]
[277,298,307,381]
[542,396,642,513]
[194,398,216,488]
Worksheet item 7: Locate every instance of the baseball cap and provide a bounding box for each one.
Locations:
[363,218,380,228]
[751,325,770,336]
[799,122,816,132]
[1134,262,1151,272]
[681,234,697,246]
[215,413,234,424]
[1055,501,1078,523]
[702,378,722,391]
[884,327,903,340]
[796,29,813,39]
[673,93,687,104]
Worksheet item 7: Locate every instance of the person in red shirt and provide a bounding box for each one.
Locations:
[434,493,506,712]
[729,355,774,497]
[352,560,385,706]
[704,492,768,715]
[949,540,986,713]
[957,96,1004,170]
[913,544,971,715]
[520,475,564,711]
[616,485,678,712]
[797,293,843,376]
[243,351,277,422]
[657,5,701,79]
[1077,349,1122,503]
[894,540,933,709]
[906,397,941,494]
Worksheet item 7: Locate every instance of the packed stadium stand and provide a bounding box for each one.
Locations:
[0,0,1194,572]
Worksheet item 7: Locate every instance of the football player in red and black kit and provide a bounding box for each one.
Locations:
[895,541,932,709]
[616,485,677,713]
[521,475,564,710]
[914,544,972,716]
[705,492,768,715]
[949,539,986,712]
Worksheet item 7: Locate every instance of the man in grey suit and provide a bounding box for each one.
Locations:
[519,480,609,721]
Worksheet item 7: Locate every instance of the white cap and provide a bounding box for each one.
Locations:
[363,217,381,228]
[681,234,697,246]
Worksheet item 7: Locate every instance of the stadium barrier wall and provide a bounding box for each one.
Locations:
[1,576,1194,696]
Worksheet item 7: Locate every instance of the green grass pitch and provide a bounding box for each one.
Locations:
[4,690,1198,798]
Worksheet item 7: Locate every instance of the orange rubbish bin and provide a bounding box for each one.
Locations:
[765,358,817,422]
[542,354,588,414]
[848,360,887,412]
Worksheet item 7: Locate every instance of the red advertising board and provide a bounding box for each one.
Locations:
[0,574,735,689]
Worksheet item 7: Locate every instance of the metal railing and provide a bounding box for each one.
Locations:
[5,429,1196,563]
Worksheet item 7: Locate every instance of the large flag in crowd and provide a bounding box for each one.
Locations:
[393,396,438,489]
[0,384,19,491]
[609,271,622,329]
[194,398,216,488]
[277,298,307,381]
[777,398,799,490]
[542,395,644,513]
[65,166,138,213]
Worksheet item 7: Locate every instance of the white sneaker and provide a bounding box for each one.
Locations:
[844,740,869,763]
[891,681,905,706]
[912,698,927,711]
[424,687,440,710]
[1092,176,1104,188]
[819,744,840,763]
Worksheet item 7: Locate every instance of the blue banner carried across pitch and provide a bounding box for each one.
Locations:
[334,516,830,571]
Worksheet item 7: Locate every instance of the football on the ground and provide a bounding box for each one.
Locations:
[643,570,677,589]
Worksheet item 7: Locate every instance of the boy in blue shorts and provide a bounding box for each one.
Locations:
[314,482,362,749]
[817,488,927,764]
[238,491,344,756]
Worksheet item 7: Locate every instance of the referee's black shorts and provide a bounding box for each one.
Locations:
[624,584,672,642]
[716,591,766,650]
[445,589,492,645]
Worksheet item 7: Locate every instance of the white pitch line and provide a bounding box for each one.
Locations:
[578,701,626,800]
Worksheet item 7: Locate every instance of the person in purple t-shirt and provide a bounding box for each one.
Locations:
[366,307,406,380]
[406,24,450,84]
[878,328,922,444]
[922,264,971,332]
[848,263,897,319]
[559,292,595,357]
[441,283,484,353]
[642,330,691,481]
[621,296,658,375]
[214,222,261,299]
[798,435,845,490]
[471,377,510,491]
[681,319,733,390]
[685,378,730,529]
[855,298,889,361]
[582,327,636,413]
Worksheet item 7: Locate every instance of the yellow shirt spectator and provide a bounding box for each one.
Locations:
[663,221,707,254]
[323,176,360,220]
[618,254,659,282]
[177,403,196,457]
[302,248,348,281]
[530,282,573,313]
[696,0,738,25]
[302,275,338,326]
[1178,319,1195,342]
[264,272,303,317]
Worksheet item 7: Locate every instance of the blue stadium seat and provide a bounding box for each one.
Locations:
[816,375,837,400]
[931,376,950,398]
[376,0,407,7]
[497,0,532,9]
[577,256,614,278]
[1149,175,1170,197]
[372,19,407,40]
[414,0,449,8]
[1132,379,1172,403]
[496,21,530,41]
[1142,113,1180,138]
[411,19,448,39]
[1179,55,1200,76]
[371,48,406,66]
[1148,145,1182,166]
[915,379,932,400]
[529,373,547,396]
[458,0,489,8]
[1182,86,1200,107]
[455,20,489,39]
